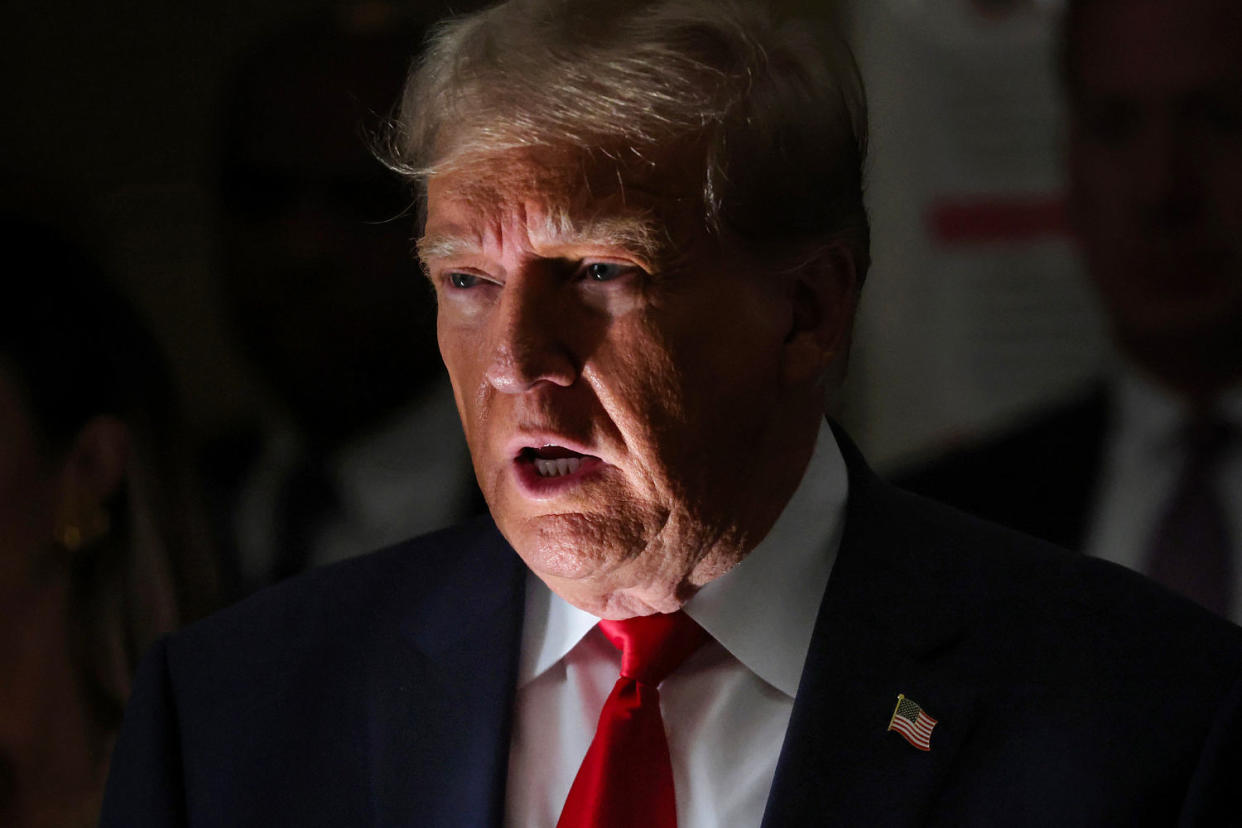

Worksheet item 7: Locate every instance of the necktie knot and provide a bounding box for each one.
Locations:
[599,611,709,686]
[557,611,708,828]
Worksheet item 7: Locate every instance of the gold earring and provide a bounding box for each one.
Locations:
[54,501,110,552]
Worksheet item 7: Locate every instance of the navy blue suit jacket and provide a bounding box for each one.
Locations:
[102,431,1242,826]
[893,386,1110,552]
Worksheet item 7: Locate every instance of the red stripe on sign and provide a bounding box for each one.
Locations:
[927,195,1068,244]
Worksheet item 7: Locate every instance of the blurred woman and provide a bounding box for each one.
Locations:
[0,212,218,826]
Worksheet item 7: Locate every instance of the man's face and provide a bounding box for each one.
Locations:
[421,150,820,618]
[1067,0,1242,373]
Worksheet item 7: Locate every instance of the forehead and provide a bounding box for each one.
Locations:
[422,147,704,256]
[1075,0,1242,94]
[429,152,607,220]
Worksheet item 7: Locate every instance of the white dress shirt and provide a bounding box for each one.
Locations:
[505,421,849,827]
[1084,368,1242,621]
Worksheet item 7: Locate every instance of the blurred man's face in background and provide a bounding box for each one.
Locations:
[1067,0,1242,391]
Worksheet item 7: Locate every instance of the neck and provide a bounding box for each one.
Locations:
[1119,333,1242,409]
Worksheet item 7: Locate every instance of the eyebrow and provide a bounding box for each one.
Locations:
[416,209,668,266]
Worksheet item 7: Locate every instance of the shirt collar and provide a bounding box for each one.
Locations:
[516,572,599,687]
[684,419,846,696]
[1113,364,1242,457]
[517,419,848,698]
[1113,366,1191,455]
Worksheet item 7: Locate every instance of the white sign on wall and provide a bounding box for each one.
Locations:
[842,0,1106,468]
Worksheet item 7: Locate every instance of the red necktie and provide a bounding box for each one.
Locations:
[556,611,709,828]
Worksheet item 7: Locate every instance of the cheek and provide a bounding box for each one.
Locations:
[593,311,776,485]
[437,299,491,372]
[437,319,486,434]
[591,317,687,430]
[0,373,65,589]
[0,458,60,594]
[1073,162,1124,229]
[1070,140,1129,202]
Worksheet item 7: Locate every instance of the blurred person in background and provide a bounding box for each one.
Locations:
[101,1,1242,824]
[205,3,483,599]
[0,211,218,827]
[897,0,1242,622]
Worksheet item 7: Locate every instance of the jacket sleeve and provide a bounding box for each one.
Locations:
[99,637,188,827]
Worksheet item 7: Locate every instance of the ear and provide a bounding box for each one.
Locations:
[780,243,858,390]
[58,415,130,518]
[52,416,131,552]
[64,415,131,502]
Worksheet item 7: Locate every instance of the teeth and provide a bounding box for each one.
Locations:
[534,456,583,478]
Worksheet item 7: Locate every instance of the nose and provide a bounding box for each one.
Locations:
[483,276,578,393]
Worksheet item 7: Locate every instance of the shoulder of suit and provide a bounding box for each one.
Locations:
[871,483,1242,682]
[890,388,1108,490]
[165,515,513,664]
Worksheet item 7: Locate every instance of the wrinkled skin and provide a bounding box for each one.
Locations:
[421,150,849,618]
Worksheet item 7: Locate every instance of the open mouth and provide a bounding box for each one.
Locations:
[519,445,601,478]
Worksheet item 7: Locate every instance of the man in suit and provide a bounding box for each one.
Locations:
[102,0,1242,825]
[896,0,1242,622]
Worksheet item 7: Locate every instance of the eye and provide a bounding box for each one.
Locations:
[584,262,631,282]
[448,271,483,289]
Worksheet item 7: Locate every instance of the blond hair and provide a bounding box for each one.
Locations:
[385,0,869,278]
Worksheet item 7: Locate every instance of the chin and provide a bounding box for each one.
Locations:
[501,496,656,565]
[509,511,681,596]
[595,593,683,620]
[543,568,689,620]
[505,512,628,579]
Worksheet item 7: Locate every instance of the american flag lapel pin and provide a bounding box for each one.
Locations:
[887,693,937,751]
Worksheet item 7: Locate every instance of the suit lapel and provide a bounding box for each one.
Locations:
[365,523,526,828]
[763,426,980,826]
